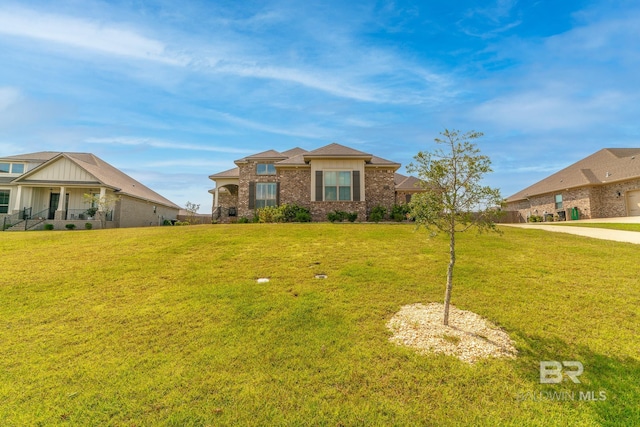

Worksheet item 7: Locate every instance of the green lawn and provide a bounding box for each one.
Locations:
[1,224,638,426]
[544,222,640,232]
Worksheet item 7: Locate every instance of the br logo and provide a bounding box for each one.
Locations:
[540,361,583,384]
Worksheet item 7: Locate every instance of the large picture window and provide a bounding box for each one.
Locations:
[0,190,10,214]
[324,171,351,201]
[256,183,277,208]
[256,163,276,175]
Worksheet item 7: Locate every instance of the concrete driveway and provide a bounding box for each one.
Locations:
[501,216,640,244]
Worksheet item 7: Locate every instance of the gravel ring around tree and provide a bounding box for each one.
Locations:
[387,303,517,364]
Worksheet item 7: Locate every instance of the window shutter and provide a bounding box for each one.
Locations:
[276,182,280,206]
[352,170,361,201]
[248,182,255,209]
[315,171,323,201]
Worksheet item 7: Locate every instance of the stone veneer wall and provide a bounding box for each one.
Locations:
[364,168,396,217]
[505,189,593,222]
[279,168,311,208]
[505,180,640,221]
[215,188,238,223]
[590,179,640,217]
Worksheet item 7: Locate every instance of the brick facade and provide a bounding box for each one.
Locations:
[506,180,640,222]
[279,168,311,208]
[364,168,396,217]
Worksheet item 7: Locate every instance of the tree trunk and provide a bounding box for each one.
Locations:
[443,226,456,326]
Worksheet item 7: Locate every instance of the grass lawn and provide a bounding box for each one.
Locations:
[543,222,640,232]
[1,224,638,426]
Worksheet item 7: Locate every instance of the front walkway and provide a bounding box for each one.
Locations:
[501,216,640,245]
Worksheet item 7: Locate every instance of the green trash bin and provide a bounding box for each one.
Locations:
[571,207,579,220]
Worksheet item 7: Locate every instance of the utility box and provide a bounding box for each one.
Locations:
[570,207,579,220]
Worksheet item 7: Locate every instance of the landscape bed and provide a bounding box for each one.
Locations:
[1,224,638,425]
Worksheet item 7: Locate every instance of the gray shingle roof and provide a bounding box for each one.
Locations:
[303,143,373,159]
[9,152,180,209]
[394,173,422,191]
[506,148,640,202]
[208,167,240,179]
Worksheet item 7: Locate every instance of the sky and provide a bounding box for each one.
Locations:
[1,0,640,213]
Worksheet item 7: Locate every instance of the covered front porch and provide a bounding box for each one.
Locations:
[6,184,114,227]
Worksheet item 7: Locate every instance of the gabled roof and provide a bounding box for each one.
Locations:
[506,148,640,202]
[367,155,401,169]
[209,167,239,179]
[0,151,61,162]
[394,173,422,191]
[281,147,308,157]
[10,152,180,209]
[235,149,288,164]
[303,143,373,160]
[275,154,308,166]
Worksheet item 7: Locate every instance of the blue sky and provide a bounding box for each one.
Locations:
[1,0,639,213]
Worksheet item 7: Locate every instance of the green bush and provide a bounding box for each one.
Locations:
[237,217,250,224]
[327,210,358,223]
[163,219,173,226]
[44,224,54,230]
[65,224,76,230]
[295,211,312,222]
[390,204,411,221]
[174,221,190,226]
[369,205,387,223]
[256,204,312,223]
[85,222,93,230]
[257,206,284,223]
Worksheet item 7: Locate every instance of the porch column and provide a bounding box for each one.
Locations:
[99,187,106,211]
[55,186,66,220]
[214,187,219,209]
[12,185,23,212]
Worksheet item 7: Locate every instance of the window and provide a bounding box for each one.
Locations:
[255,183,277,208]
[0,163,24,174]
[0,190,9,214]
[256,163,276,175]
[324,171,351,201]
[555,194,563,210]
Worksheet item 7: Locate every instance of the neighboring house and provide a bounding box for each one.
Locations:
[208,143,422,222]
[505,148,640,222]
[0,152,180,230]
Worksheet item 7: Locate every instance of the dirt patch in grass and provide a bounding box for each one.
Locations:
[387,303,517,363]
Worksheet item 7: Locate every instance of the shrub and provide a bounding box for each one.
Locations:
[281,204,312,222]
[295,211,312,222]
[257,206,284,223]
[391,204,411,222]
[44,224,54,230]
[327,210,358,223]
[85,222,93,230]
[369,205,387,223]
[237,217,250,224]
[163,219,173,226]
[65,224,76,230]
[174,221,190,226]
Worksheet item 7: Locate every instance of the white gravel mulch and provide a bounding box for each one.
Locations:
[387,302,518,363]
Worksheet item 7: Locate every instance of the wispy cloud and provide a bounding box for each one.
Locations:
[0,6,183,65]
[0,86,21,110]
[85,137,254,155]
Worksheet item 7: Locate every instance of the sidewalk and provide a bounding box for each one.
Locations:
[501,217,640,244]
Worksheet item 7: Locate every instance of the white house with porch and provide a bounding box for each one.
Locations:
[0,152,180,230]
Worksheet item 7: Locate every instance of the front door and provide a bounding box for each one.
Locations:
[48,193,69,219]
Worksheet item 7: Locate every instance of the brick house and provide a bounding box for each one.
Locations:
[0,152,180,230]
[208,143,422,222]
[505,148,640,222]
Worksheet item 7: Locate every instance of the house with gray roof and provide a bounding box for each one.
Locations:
[208,143,422,222]
[505,148,640,222]
[0,152,180,230]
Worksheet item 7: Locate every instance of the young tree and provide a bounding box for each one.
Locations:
[184,201,200,224]
[408,129,503,326]
[83,193,120,229]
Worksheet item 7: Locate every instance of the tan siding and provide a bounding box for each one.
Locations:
[310,159,365,202]
[26,158,96,182]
